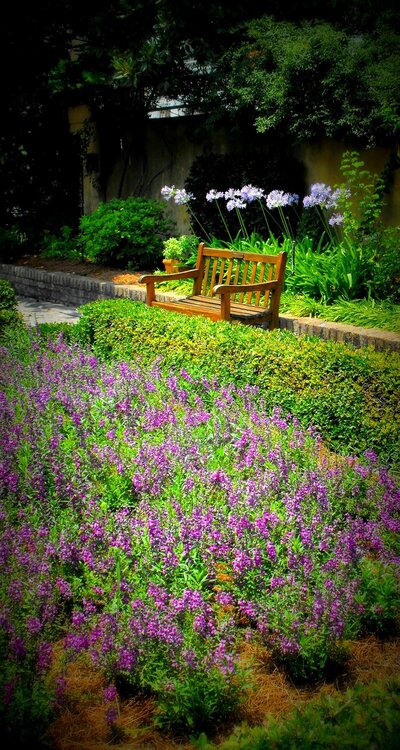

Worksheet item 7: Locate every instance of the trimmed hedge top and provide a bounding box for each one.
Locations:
[51,298,400,463]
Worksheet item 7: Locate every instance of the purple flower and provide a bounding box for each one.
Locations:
[266,190,299,209]
[226,198,247,211]
[174,189,195,206]
[161,185,176,201]
[303,183,331,209]
[37,641,52,671]
[329,213,344,226]
[103,684,118,702]
[303,183,348,211]
[26,616,42,634]
[206,189,225,202]
[240,185,265,202]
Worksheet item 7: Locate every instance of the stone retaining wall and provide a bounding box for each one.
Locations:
[1,263,399,353]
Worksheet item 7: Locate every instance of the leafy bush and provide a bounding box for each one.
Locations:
[362,226,400,302]
[162,235,199,264]
[79,197,175,269]
[39,225,82,261]
[52,299,400,463]
[223,18,400,145]
[0,226,28,262]
[211,678,400,750]
[0,280,23,338]
[0,279,18,311]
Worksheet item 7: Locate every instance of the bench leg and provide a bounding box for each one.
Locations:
[145,281,155,306]
[220,292,231,321]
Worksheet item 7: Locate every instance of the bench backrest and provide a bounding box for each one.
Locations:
[193,244,286,307]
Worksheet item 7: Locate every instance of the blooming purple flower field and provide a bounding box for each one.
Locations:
[1,332,399,736]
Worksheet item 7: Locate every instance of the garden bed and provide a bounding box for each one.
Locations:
[1,327,399,748]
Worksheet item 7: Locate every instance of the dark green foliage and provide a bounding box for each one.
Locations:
[0,280,24,338]
[223,17,400,146]
[184,149,305,242]
[0,280,18,311]
[0,226,29,263]
[48,299,400,464]
[355,560,400,636]
[209,678,400,750]
[78,197,175,269]
[362,227,400,302]
[39,225,82,261]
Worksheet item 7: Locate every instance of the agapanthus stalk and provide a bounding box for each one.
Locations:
[265,190,299,242]
[161,185,211,243]
[205,190,233,243]
[302,183,349,246]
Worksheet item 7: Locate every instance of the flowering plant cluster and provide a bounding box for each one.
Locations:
[1,331,399,737]
[161,153,389,263]
[161,183,300,243]
[160,180,353,263]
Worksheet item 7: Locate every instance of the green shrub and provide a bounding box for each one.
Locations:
[79,197,175,269]
[0,226,28,262]
[162,234,199,264]
[0,279,18,311]
[46,299,400,464]
[39,225,82,261]
[0,280,24,338]
[363,226,400,303]
[209,678,400,750]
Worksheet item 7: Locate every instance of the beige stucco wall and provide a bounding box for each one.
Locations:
[68,105,101,216]
[73,110,400,230]
[296,139,400,226]
[105,115,247,234]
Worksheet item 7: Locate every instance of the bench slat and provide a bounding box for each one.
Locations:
[152,296,273,322]
[238,260,250,304]
[139,243,287,330]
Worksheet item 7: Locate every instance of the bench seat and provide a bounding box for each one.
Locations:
[151,295,274,323]
[139,243,287,329]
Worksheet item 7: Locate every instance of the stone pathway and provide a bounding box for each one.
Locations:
[17,296,81,326]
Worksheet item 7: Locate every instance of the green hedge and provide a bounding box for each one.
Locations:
[210,678,400,750]
[43,299,400,463]
[0,279,24,338]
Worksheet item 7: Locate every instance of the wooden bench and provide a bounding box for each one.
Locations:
[138,243,287,329]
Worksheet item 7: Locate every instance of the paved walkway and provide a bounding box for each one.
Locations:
[17,296,81,326]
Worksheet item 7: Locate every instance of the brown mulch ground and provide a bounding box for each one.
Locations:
[47,635,400,750]
[16,255,150,286]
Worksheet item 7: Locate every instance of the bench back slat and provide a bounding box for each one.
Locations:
[193,244,286,309]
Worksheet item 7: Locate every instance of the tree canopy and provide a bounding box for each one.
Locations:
[1,1,399,242]
[216,16,400,146]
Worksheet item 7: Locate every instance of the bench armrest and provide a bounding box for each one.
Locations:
[213,280,278,295]
[138,268,199,283]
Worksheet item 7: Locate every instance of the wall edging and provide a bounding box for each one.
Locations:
[1,264,399,353]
